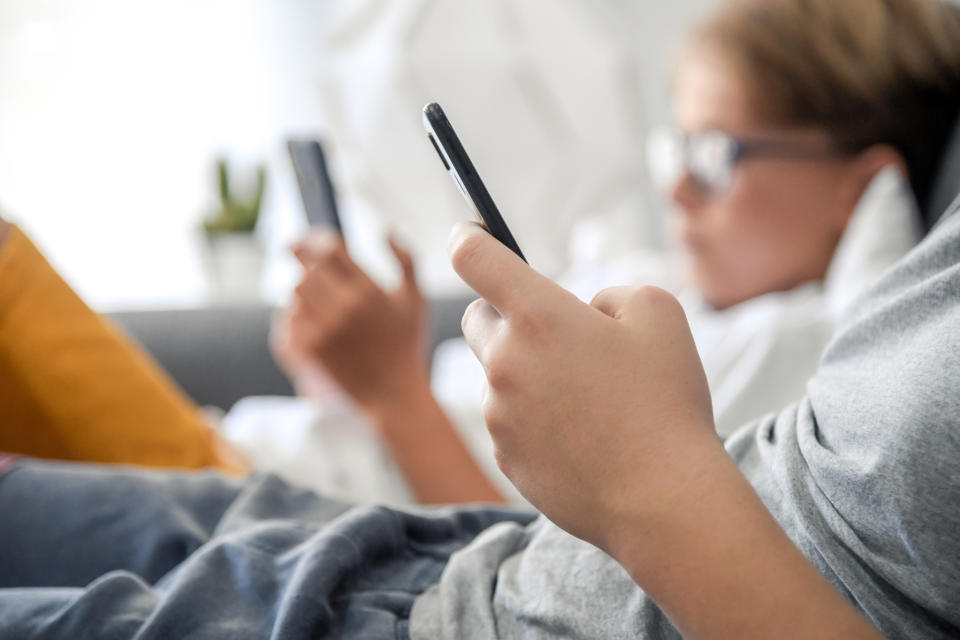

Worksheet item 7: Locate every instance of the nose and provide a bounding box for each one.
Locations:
[670,170,705,215]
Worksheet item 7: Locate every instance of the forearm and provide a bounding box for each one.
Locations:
[607,435,881,640]
[363,376,505,505]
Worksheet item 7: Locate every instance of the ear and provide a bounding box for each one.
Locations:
[845,144,908,205]
[830,144,907,233]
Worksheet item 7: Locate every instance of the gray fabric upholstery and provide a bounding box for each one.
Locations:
[109,296,473,411]
[110,305,295,411]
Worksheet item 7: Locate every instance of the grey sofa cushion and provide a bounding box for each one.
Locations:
[110,296,474,411]
[110,305,294,411]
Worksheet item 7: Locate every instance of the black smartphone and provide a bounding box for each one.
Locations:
[422,102,526,262]
[287,139,343,235]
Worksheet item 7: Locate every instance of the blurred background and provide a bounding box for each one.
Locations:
[0,0,715,311]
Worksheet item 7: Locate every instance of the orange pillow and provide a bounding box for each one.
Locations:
[0,225,247,475]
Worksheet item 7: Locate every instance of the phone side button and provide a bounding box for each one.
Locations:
[428,134,451,171]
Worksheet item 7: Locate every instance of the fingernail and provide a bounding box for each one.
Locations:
[446,220,482,255]
[387,230,408,250]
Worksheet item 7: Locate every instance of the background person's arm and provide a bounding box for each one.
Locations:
[274,230,504,504]
[449,221,882,640]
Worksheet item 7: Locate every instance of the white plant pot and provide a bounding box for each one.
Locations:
[202,232,265,304]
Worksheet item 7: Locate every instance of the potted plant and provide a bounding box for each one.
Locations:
[201,157,267,302]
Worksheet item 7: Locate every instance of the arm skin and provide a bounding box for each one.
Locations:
[449,221,883,640]
[363,372,504,504]
[272,231,503,504]
[0,216,9,246]
[609,434,881,639]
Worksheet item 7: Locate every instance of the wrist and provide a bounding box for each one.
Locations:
[356,367,434,429]
[358,369,506,504]
[598,433,880,639]
[601,430,732,576]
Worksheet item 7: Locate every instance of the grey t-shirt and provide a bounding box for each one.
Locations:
[410,207,960,639]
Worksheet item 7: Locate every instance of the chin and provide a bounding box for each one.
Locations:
[696,279,744,311]
[701,292,730,311]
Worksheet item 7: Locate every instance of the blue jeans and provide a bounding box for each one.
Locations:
[0,459,533,639]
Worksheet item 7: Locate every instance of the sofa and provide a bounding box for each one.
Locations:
[110,296,473,411]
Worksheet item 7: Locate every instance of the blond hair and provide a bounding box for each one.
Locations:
[686,0,960,220]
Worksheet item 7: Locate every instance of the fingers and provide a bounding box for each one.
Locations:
[292,229,339,265]
[387,232,419,293]
[292,230,358,280]
[461,298,503,364]
[590,286,637,320]
[447,221,554,317]
[296,261,342,305]
[590,285,684,325]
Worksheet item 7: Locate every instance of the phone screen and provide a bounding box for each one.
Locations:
[423,102,527,263]
[287,139,344,235]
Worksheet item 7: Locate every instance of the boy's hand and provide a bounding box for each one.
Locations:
[450,222,884,639]
[449,221,717,551]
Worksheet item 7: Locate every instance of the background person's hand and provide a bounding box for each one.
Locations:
[277,230,430,410]
[274,228,503,504]
[270,305,342,399]
[449,221,717,551]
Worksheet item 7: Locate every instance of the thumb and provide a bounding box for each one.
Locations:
[387,232,419,293]
[447,221,555,317]
[292,229,342,268]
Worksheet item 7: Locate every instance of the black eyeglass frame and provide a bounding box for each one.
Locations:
[648,126,852,194]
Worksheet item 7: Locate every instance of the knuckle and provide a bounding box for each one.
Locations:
[461,298,485,334]
[482,394,507,436]
[510,304,550,337]
[319,248,341,268]
[633,284,670,304]
[589,288,609,308]
[620,285,676,316]
[484,347,514,391]
[492,446,512,477]
[590,285,627,309]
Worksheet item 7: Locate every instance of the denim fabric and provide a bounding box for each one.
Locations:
[0,459,533,639]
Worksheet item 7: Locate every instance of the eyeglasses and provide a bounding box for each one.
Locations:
[645,126,847,194]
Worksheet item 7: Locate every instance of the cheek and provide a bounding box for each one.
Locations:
[689,183,782,271]
[683,169,838,305]
[725,185,803,263]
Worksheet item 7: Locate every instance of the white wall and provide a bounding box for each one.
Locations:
[0,0,714,310]
[311,0,719,295]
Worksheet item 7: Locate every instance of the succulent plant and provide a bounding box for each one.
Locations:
[202,157,266,234]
